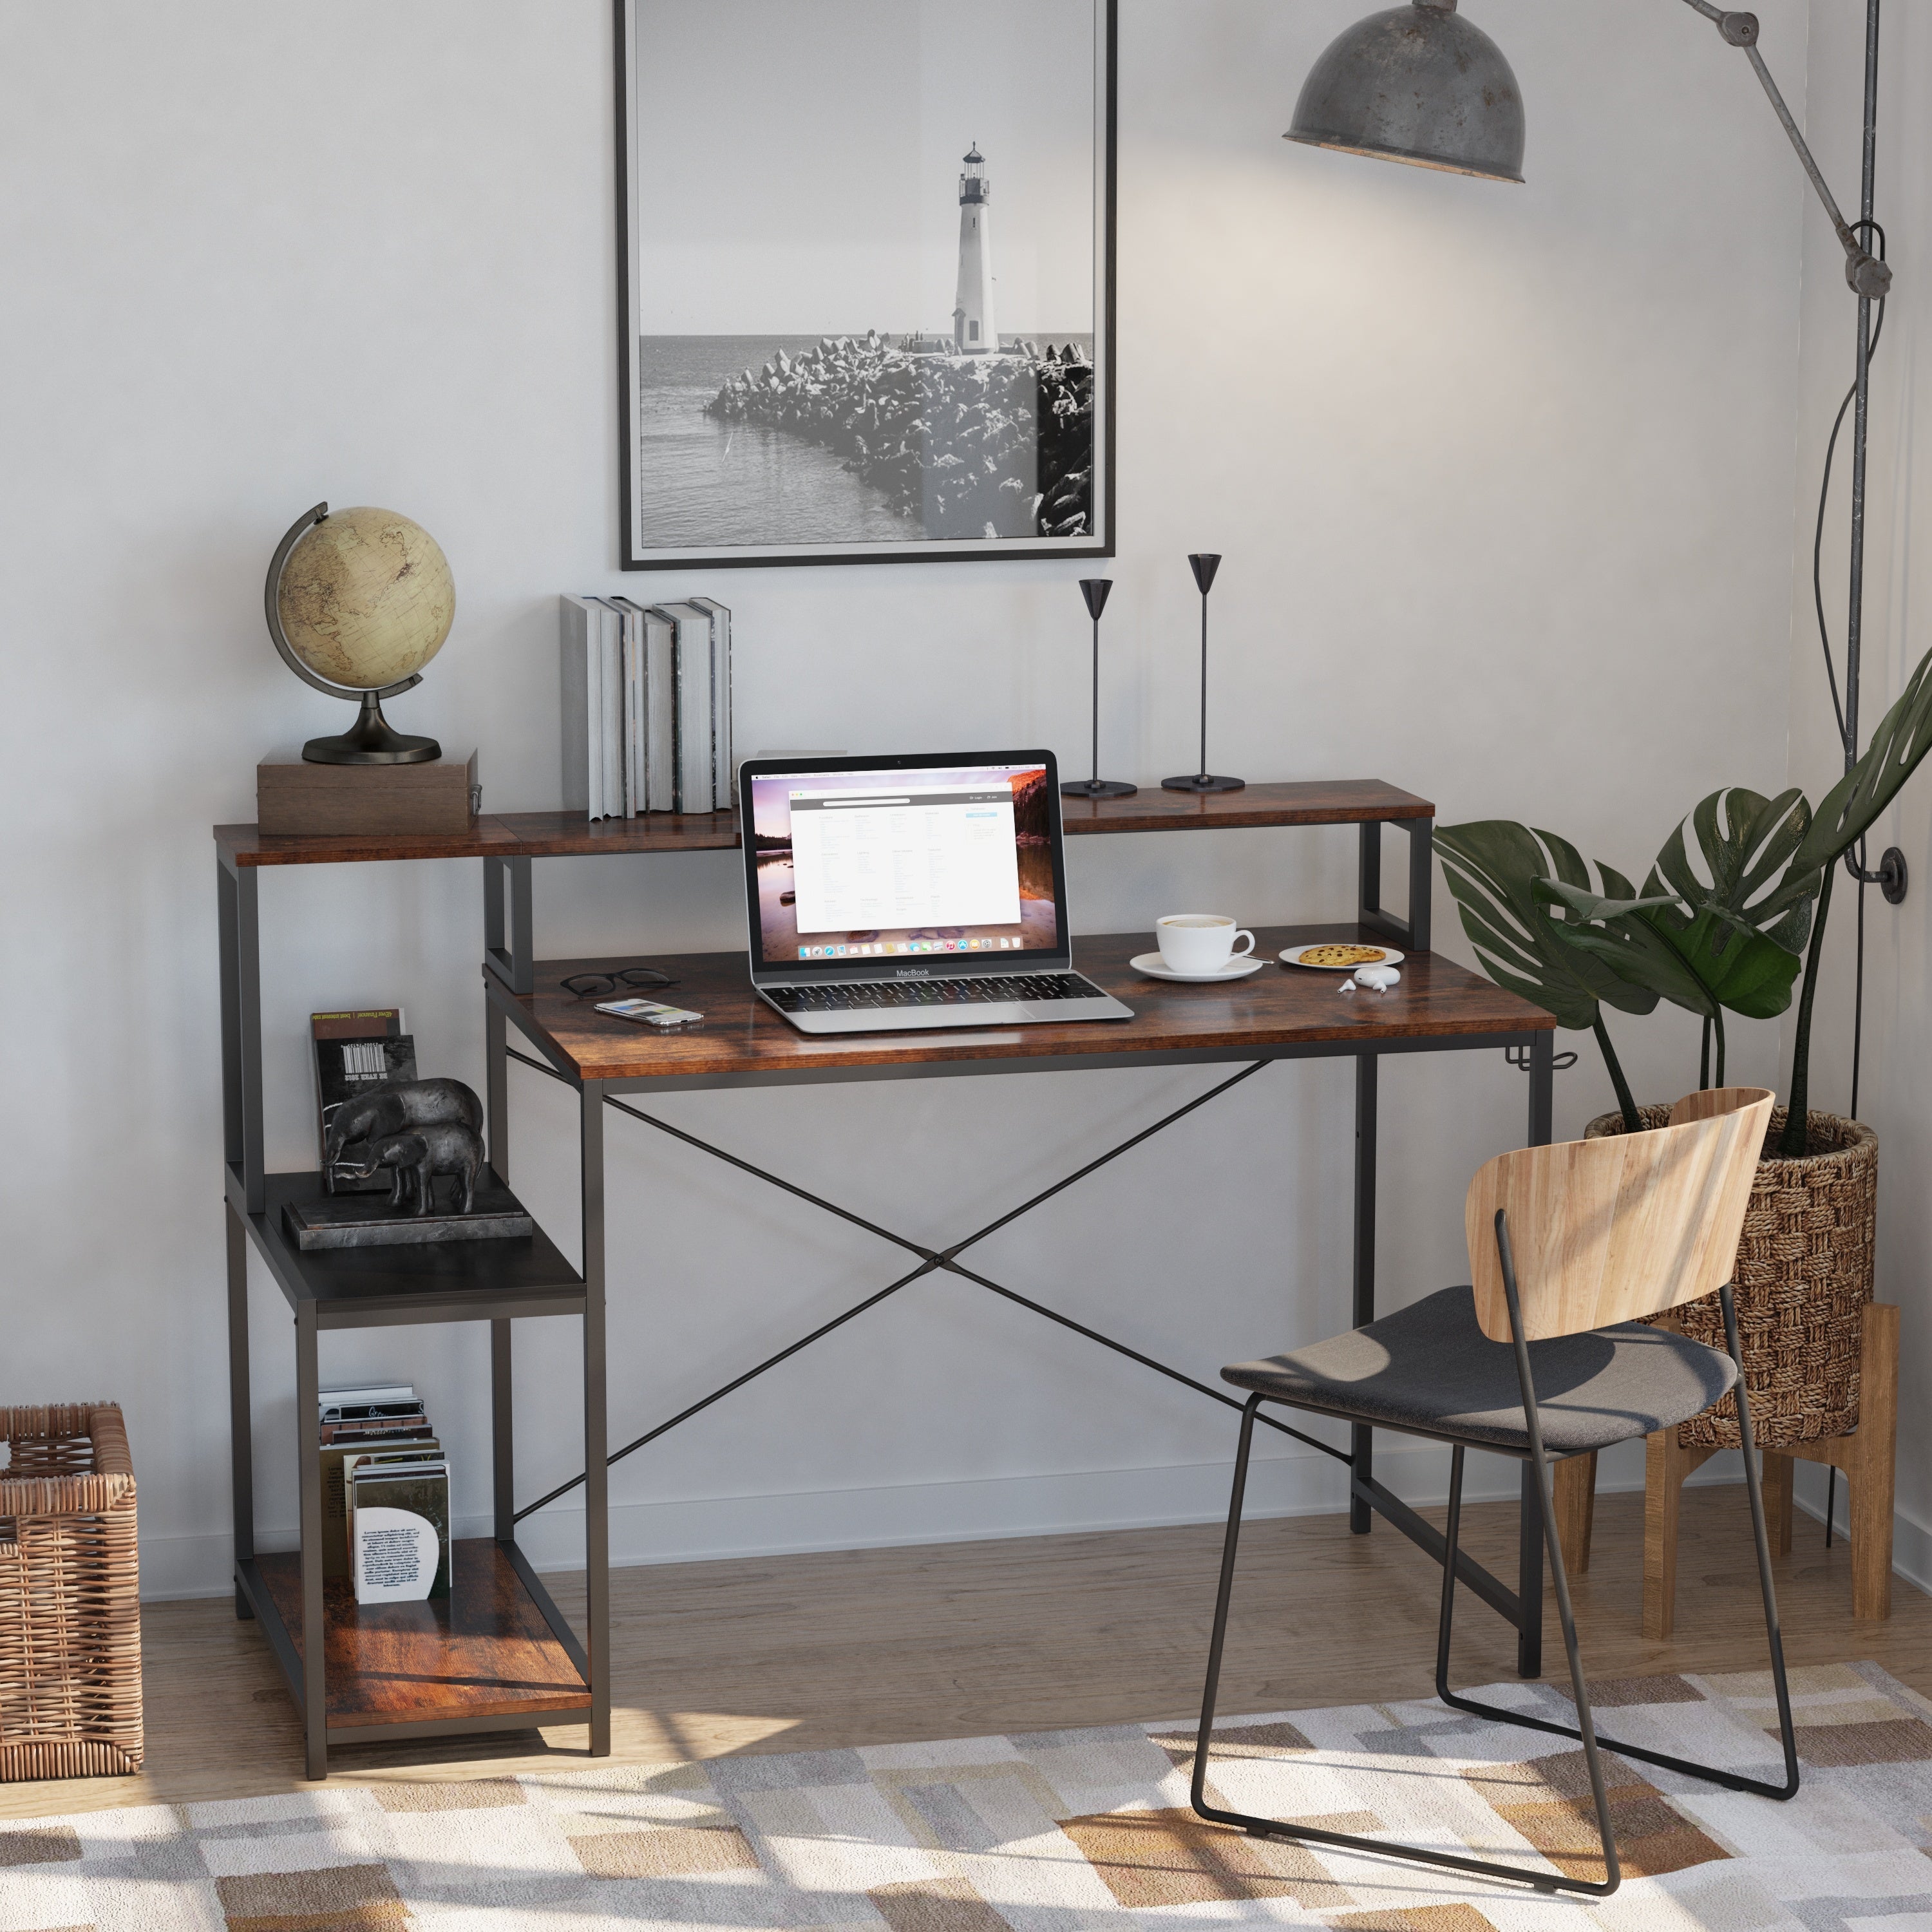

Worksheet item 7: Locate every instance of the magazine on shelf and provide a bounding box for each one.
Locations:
[323,1432,438,1577]
[348,1451,452,1603]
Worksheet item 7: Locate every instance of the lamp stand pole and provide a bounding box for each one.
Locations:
[1845,0,1877,777]
[1683,1,1902,896]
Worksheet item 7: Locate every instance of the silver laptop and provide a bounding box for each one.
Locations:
[741,751,1135,1035]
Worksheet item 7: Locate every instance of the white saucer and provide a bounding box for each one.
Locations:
[1130,952,1269,983]
[1279,942,1405,971]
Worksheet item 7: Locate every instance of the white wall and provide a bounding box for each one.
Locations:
[1786,1,1932,1569]
[0,1,1809,1598]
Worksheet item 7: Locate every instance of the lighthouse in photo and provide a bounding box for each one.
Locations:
[952,144,998,354]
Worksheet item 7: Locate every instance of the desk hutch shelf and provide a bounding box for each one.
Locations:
[218,779,1553,1780]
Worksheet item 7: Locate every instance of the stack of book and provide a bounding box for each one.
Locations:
[559,594,732,819]
[318,1383,451,1604]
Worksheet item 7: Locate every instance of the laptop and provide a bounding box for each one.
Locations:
[741,751,1135,1035]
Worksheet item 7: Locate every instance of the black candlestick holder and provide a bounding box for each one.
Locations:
[1163,552,1244,793]
[1061,577,1137,800]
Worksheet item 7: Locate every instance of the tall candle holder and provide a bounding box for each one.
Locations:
[1163,552,1244,793]
[1061,578,1136,800]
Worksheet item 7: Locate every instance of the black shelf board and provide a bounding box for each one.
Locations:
[232,1170,584,1327]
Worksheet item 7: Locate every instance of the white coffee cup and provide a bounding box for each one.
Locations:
[1156,914,1256,976]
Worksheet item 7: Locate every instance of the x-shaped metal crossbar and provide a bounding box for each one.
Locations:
[506,1050,1352,1524]
[501,1042,1537,1658]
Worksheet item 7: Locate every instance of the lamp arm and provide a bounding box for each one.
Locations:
[1678,3,1891,298]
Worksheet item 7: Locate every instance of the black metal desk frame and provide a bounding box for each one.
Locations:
[220,801,1554,1782]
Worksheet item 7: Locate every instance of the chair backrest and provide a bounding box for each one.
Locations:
[1464,1086,1772,1342]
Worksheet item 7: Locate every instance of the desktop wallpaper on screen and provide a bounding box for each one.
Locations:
[750,764,1058,965]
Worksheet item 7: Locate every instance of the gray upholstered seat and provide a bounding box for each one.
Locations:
[1222,1286,1736,1457]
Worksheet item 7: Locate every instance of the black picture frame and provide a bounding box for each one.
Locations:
[614,0,1117,571]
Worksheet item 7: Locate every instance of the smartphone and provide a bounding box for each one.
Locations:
[594,997,704,1028]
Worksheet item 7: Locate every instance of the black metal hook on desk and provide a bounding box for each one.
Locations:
[1504,1044,1577,1072]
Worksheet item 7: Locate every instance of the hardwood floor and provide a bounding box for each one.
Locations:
[7,1486,1929,1821]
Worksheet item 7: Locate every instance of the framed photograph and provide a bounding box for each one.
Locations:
[616,0,1116,569]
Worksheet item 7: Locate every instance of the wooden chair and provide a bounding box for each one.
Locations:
[1553,1302,1897,1636]
[1191,1087,1797,1901]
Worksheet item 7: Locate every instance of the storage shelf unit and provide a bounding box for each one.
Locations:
[216,779,1437,1777]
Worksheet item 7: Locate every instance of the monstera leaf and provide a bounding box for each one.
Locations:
[1534,877,1718,1016]
[1792,647,1932,874]
[1655,787,1816,959]
[1436,822,1660,1030]
[1781,643,1932,1151]
[1437,822,1656,1128]
[1539,788,1814,1031]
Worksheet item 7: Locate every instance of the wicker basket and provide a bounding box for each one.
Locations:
[0,1403,142,1779]
[1583,1107,1877,1450]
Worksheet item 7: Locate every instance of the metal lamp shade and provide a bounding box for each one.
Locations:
[1287,1,1524,185]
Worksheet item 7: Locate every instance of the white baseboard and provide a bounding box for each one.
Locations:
[137,1443,1932,1603]
[137,1441,1513,1600]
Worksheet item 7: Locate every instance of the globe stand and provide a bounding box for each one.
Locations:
[265,502,448,768]
[303,690,440,766]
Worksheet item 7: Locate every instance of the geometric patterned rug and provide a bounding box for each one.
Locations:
[5,1662,1932,1929]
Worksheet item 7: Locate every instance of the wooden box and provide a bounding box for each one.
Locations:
[258,748,478,837]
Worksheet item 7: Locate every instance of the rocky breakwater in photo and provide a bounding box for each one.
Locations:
[705,332,1094,540]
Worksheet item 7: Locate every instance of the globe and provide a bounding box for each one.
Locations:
[276,506,455,691]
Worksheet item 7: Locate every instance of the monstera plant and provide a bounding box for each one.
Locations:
[1441,641,1932,1158]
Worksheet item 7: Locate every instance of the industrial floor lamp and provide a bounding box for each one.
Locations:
[1282,0,1901,1600]
[1285,0,1904,1036]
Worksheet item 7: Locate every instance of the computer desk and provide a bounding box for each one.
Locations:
[484,923,1560,1736]
[218,782,1557,1776]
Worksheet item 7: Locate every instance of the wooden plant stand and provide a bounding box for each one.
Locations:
[1552,1302,1898,1635]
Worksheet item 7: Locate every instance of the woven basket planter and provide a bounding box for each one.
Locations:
[1583,1106,1877,1450]
[0,1403,142,1779]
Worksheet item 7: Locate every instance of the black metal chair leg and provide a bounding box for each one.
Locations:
[1192,1399,1613,1895]
[1445,1293,1802,1803]
[1433,1444,1466,1701]
[1191,1393,1261,1815]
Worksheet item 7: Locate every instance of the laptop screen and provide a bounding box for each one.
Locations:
[746,757,1063,969]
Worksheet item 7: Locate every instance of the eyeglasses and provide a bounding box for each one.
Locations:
[561,966,681,998]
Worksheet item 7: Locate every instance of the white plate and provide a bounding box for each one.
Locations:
[1129,951,1269,983]
[1279,942,1405,971]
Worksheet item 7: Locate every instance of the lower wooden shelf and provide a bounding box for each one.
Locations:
[248,1539,589,1737]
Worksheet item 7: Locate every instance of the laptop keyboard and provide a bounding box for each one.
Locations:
[766,973,1107,1014]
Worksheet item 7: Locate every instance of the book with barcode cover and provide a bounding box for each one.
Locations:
[348,1452,451,1603]
[311,1010,416,1193]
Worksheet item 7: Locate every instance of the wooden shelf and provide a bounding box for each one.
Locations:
[249,1541,589,1734]
[234,1172,584,1327]
[1056,778,1431,833]
[491,925,1551,1089]
[214,779,1433,869]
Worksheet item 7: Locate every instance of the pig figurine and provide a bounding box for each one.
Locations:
[324,1078,484,1191]
[341,1121,487,1217]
